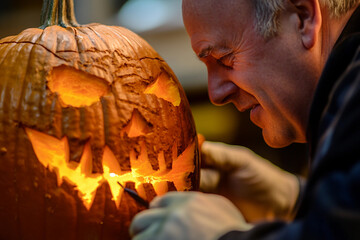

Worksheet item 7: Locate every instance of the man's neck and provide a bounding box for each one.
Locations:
[321,6,358,61]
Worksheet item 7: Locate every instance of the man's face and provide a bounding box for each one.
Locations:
[183,0,321,147]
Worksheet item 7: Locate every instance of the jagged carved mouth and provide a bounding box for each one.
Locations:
[25,127,195,210]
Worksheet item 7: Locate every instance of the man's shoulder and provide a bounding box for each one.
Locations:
[309,32,360,169]
[307,33,360,150]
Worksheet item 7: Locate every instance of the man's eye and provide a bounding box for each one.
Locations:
[217,55,233,69]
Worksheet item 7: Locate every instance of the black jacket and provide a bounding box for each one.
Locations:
[220,6,360,240]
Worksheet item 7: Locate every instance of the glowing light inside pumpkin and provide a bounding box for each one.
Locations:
[144,72,181,106]
[47,66,110,107]
[25,128,103,210]
[103,141,195,207]
[25,128,195,210]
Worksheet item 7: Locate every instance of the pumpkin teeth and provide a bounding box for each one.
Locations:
[25,127,195,210]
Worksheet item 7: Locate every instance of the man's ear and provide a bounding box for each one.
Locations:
[290,0,322,49]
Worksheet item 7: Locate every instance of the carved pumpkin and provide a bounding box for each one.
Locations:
[0,0,199,239]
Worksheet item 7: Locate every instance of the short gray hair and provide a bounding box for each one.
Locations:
[254,0,359,38]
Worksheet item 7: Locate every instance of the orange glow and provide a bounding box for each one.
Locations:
[144,72,181,106]
[26,128,195,210]
[25,128,103,210]
[121,109,151,138]
[103,140,195,207]
[47,66,110,107]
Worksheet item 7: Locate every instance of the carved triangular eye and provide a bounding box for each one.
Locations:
[121,109,153,138]
[144,72,181,106]
[47,65,110,107]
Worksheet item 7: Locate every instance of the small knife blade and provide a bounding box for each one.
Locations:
[117,182,149,208]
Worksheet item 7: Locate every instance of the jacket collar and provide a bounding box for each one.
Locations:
[335,6,360,46]
[307,5,360,158]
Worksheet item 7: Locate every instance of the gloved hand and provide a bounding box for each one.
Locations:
[200,141,301,222]
[129,192,253,240]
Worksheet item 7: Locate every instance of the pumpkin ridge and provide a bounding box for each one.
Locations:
[0,39,167,62]
[71,27,85,69]
[18,38,43,128]
[101,96,132,172]
[0,41,70,62]
[0,28,43,44]
[53,45,165,62]
[85,26,113,55]
[106,27,149,77]
[89,103,106,173]
[48,94,62,138]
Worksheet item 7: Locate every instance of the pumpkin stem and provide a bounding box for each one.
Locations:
[40,0,79,29]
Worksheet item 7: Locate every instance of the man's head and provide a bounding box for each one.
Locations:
[183,0,358,148]
[252,0,359,38]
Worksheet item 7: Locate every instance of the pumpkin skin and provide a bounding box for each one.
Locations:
[0,1,199,240]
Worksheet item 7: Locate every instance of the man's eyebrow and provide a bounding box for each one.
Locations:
[197,46,213,59]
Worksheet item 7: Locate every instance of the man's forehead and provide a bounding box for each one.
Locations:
[183,0,250,12]
[183,0,253,26]
[183,0,257,59]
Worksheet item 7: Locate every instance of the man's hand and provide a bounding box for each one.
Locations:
[130,192,253,240]
[200,141,301,222]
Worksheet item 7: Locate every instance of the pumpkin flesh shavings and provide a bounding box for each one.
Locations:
[25,127,195,210]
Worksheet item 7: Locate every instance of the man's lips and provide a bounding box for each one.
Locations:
[236,103,260,112]
[235,103,262,128]
[250,104,261,117]
[251,104,260,112]
[250,104,262,127]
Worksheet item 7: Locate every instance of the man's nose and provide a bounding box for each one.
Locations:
[207,71,238,105]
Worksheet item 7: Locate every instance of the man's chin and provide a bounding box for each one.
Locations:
[262,130,293,148]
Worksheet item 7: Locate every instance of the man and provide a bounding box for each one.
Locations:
[130,0,360,239]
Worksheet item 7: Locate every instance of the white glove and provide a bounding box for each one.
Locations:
[200,141,301,222]
[129,192,253,240]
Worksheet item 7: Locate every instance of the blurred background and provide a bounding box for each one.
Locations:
[0,0,308,175]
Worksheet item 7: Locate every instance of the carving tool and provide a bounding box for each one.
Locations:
[117,182,149,208]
